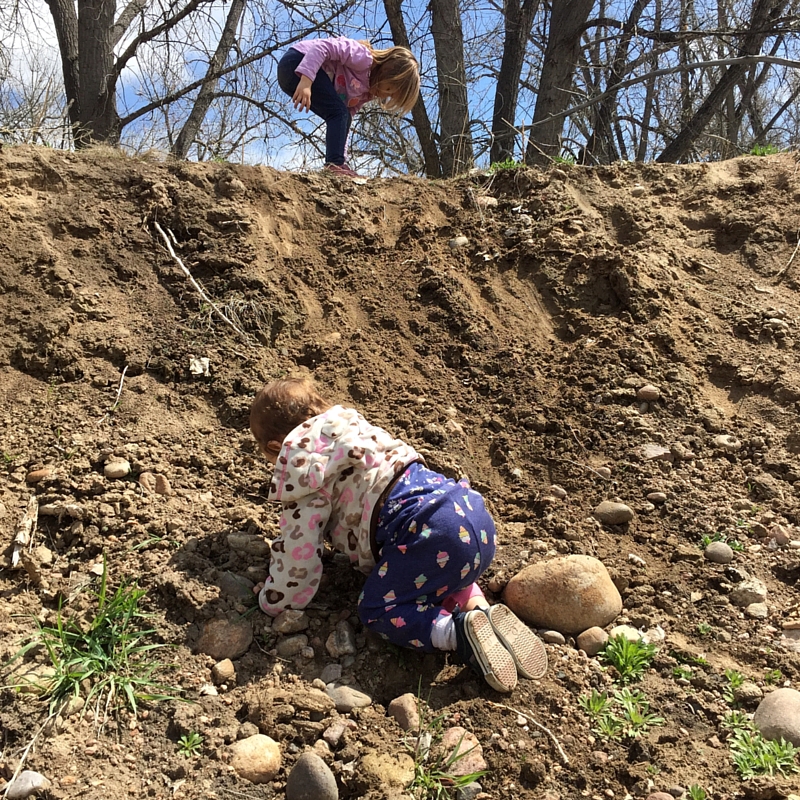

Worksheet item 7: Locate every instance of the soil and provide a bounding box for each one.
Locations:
[1,144,800,800]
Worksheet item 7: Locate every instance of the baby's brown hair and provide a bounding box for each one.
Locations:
[250,378,332,455]
[368,45,420,114]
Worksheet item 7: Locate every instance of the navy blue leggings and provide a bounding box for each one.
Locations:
[277,48,352,166]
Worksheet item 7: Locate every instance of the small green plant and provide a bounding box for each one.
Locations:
[579,687,664,740]
[672,648,708,667]
[406,695,488,800]
[696,623,713,637]
[750,143,780,156]
[177,732,204,757]
[764,668,783,685]
[553,153,576,165]
[673,665,693,681]
[2,451,17,466]
[723,669,745,705]
[489,158,522,173]
[6,558,177,726]
[729,539,744,552]
[687,784,707,800]
[599,635,657,684]
[729,724,799,779]
[721,709,752,731]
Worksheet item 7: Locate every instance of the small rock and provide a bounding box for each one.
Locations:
[636,384,660,401]
[449,236,469,250]
[276,634,309,658]
[326,685,372,713]
[26,467,53,484]
[273,610,310,634]
[734,681,763,705]
[139,472,157,492]
[5,770,51,799]
[704,541,734,564]
[211,659,235,685]
[631,185,647,198]
[441,727,486,776]
[596,467,612,479]
[770,524,792,546]
[104,459,131,479]
[286,752,338,800]
[549,484,567,499]
[326,620,357,658]
[541,630,566,645]
[291,687,335,715]
[730,579,768,607]
[641,444,673,462]
[197,618,253,660]
[647,492,667,503]
[645,794,673,800]
[593,501,634,525]
[609,624,642,642]
[155,474,173,495]
[746,602,769,619]
[714,434,742,452]
[229,734,281,783]
[320,663,342,684]
[323,717,357,748]
[356,752,415,792]
[217,571,255,601]
[576,627,608,657]
[753,687,800,745]
[388,693,420,731]
[476,196,498,209]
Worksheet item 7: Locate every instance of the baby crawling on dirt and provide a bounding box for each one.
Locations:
[249,377,547,692]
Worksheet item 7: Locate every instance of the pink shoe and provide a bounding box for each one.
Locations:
[324,162,362,178]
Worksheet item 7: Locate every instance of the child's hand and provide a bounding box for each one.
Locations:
[253,582,265,595]
[292,76,312,112]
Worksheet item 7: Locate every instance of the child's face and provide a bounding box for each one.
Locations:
[260,440,282,465]
[371,83,393,100]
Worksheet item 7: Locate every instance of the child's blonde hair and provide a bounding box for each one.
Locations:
[250,378,332,455]
[368,45,420,114]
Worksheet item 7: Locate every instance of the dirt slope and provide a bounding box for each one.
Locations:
[1,144,800,800]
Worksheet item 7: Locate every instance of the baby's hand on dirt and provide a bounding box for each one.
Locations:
[292,77,312,112]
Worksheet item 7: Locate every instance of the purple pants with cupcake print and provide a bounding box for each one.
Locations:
[357,463,496,652]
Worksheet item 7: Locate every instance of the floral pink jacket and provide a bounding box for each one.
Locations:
[258,406,421,616]
[291,37,374,115]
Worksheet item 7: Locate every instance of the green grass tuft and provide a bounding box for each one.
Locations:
[599,635,657,684]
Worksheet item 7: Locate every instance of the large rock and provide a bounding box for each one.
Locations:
[229,734,281,783]
[197,618,253,660]
[753,688,800,745]
[503,556,622,634]
[286,752,338,800]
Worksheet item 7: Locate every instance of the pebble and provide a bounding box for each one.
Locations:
[746,602,769,619]
[504,555,622,634]
[770,524,792,546]
[449,236,469,250]
[476,196,498,209]
[636,384,660,401]
[197,618,253,660]
[356,752,415,792]
[155,474,173,495]
[729,579,767,607]
[286,752,338,800]
[609,624,642,642]
[325,620,357,658]
[714,434,742,452]
[103,459,131,479]
[326,685,372,713]
[576,627,608,657]
[442,727,487,776]
[753,687,800,745]
[630,185,647,198]
[217,571,255,601]
[139,472,157,492]
[291,687,335,715]
[273,610,310,634]
[646,491,667,503]
[25,467,53,484]
[322,718,357,748]
[593,501,634,525]
[276,635,309,658]
[733,681,763,705]
[320,663,342,684]
[549,484,567,499]
[645,794,673,800]
[541,630,566,645]
[641,444,673,462]
[704,541,734,564]
[211,659,235,685]
[596,467,612,479]
[5,771,51,799]
[388,693,420,731]
[229,734,282,783]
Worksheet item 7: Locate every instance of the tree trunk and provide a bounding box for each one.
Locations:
[525,0,593,166]
[490,0,540,164]
[431,0,473,176]
[657,0,788,163]
[45,0,82,136]
[383,0,441,177]
[172,0,247,159]
[76,0,119,145]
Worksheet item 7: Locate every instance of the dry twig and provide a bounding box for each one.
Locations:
[774,228,800,282]
[98,365,128,424]
[489,701,570,766]
[152,221,248,340]
[12,496,38,567]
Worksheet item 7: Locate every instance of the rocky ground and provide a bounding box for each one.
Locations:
[1,145,800,800]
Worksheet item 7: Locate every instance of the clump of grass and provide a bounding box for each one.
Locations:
[7,559,176,726]
[687,784,707,800]
[699,532,742,551]
[764,668,783,685]
[723,668,746,705]
[599,635,657,684]
[579,687,664,740]
[489,158,522,173]
[722,711,800,779]
[750,143,780,156]
[406,696,487,800]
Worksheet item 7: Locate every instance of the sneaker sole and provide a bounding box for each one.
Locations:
[488,604,548,679]
[464,610,518,693]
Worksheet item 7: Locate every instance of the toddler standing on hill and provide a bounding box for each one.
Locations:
[276,37,420,177]
[249,378,547,692]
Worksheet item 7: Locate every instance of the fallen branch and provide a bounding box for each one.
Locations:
[98,365,128,424]
[12,496,38,567]
[152,221,249,340]
[489,701,570,766]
